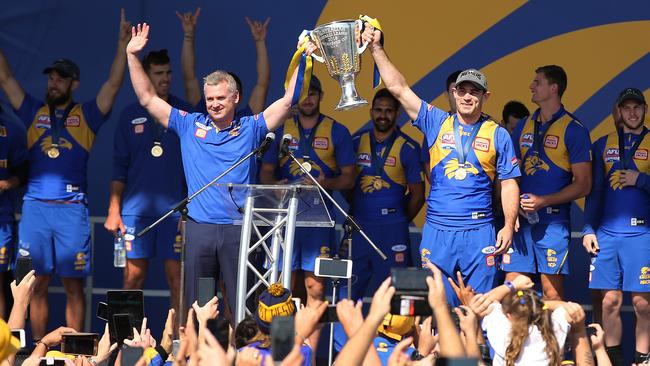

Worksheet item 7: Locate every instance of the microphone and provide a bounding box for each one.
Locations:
[280,133,293,158]
[256,132,276,159]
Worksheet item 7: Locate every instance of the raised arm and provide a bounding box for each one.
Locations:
[245,17,271,114]
[0,49,25,110]
[126,24,172,127]
[262,40,317,131]
[176,7,202,107]
[361,22,421,121]
[96,8,131,115]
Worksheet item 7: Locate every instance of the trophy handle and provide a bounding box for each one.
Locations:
[355,19,369,54]
[312,54,325,63]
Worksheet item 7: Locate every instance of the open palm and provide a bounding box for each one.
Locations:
[126,23,150,55]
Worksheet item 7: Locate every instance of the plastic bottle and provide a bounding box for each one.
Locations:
[114,232,126,268]
[522,194,539,225]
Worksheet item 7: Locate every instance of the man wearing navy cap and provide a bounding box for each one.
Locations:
[0,10,131,339]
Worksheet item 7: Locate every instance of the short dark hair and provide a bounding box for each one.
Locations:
[142,50,170,72]
[535,65,567,98]
[446,70,463,91]
[372,88,400,111]
[502,100,530,123]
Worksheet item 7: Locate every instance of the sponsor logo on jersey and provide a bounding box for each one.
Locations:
[195,128,207,139]
[385,156,396,167]
[0,160,6,168]
[473,137,490,152]
[134,124,144,134]
[471,212,486,220]
[544,135,559,149]
[131,117,147,124]
[0,126,6,137]
[546,249,558,268]
[35,114,51,129]
[65,116,80,127]
[440,133,455,149]
[313,137,329,150]
[391,245,407,252]
[635,149,648,160]
[481,246,496,255]
[502,254,511,264]
[178,110,188,117]
[486,255,495,267]
[521,133,534,148]
[605,148,620,163]
[357,153,371,167]
[195,122,213,130]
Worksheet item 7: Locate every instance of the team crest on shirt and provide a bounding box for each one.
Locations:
[0,160,6,168]
[357,153,371,168]
[195,122,213,130]
[65,116,80,127]
[313,137,329,150]
[635,149,648,160]
[608,170,625,190]
[319,246,331,257]
[74,252,87,270]
[473,137,491,152]
[546,249,557,268]
[544,135,559,149]
[360,175,390,193]
[0,247,7,265]
[195,128,207,139]
[0,126,6,137]
[35,114,51,129]
[521,133,534,148]
[443,158,479,180]
[640,267,650,285]
[40,136,73,155]
[440,133,455,150]
[605,148,620,163]
[420,248,431,265]
[523,154,550,175]
[377,342,389,352]
[229,125,241,136]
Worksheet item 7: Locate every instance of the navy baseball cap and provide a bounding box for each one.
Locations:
[616,87,646,106]
[43,59,80,81]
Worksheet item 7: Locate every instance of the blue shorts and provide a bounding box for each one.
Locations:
[18,200,90,277]
[589,230,650,293]
[501,221,570,275]
[122,215,181,260]
[292,227,335,272]
[343,221,411,300]
[420,223,497,305]
[0,222,14,272]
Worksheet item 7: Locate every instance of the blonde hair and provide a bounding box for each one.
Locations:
[203,70,238,94]
[502,289,561,366]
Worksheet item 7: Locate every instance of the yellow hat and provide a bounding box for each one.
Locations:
[377,314,415,341]
[0,319,20,361]
[45,350,76,360]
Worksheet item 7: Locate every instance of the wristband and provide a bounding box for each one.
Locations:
[155,345,170,362]
[504,281,516,292]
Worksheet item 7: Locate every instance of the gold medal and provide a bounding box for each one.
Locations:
[47,147,60,159]
[454,167,467,180]
[373,176,383,190]
[151,145,163,157]
[301,161,312,172]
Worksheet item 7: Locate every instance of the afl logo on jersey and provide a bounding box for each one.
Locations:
[440,133,455,150]
[605,148,620,163]
[521,133,534,148]
[35,115,51,129]
[357,153,371,167]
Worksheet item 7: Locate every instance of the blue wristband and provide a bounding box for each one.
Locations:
[504,281,516,292]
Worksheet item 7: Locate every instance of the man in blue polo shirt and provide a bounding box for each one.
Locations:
[361,24,521,303]
[126,23,312,321]
[0,10,130,339]
[0,108,28,318]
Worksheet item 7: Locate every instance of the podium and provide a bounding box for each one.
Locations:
[215,184,333,323]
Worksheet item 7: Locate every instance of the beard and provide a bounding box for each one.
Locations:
[622,110,646,131]
[45,87,72,107]
[373,118,395,133]
[298,105,319,118]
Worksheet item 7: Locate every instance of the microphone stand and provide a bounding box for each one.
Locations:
[137,138,273,325]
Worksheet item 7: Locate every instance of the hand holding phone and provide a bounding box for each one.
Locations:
[61,333,99,356]
[271,316,294,361]
[15,257,33,285]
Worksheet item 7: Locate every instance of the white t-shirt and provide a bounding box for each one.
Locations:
[482,303,570,366]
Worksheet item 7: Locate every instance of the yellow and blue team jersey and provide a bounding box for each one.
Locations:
[511,106,591,223]
[584,128,650,236]
[414,100,520,229]
[168,108,268,224]
[113,96,193,217]
[263,114,355,185]
[0,119,27,222]
[351,129,423,223]
[373,336,415,365]
[15,93,108,201]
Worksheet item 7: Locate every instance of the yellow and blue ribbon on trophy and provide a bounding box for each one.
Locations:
[285,30,314,106]
[358,15,383,89]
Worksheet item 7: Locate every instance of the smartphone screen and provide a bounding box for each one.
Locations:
[107,290,144,343]
[10,329,25,348]
[197,277,216,307]
[271,316,294,361]
[112,313,134,344]
[318,305,339,323]
[206,318,230,350]
[15,257,32,284]
[315,258,351,278]
[61,333,99,356]
[391,267,430,292]
[96,302,108,321]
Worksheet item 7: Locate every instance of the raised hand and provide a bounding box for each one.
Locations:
[118,8,132,43]
[424,262,447,310]
[447,271,475,306]
[176,8,201,35]
[368,276,395,322]
[360,22,382,52]
[387,337,413,366]
[127,23,150,55]
[192,296,219,325]
[511,274,534,291]
[245,17,270,41]
[295,300,328,342]
[336,299,364,336]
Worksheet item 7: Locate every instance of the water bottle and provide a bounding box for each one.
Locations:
[522,194,539,225]
[113,232,126,268]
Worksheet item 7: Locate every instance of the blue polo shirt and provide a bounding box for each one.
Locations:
[113,96,193,217]
[0,119,27,222]
[15,93,108,201]
[168,108,268,224]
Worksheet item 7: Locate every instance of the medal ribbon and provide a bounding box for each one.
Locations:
[285,32,314,106]
[296,115,323,158]
[617,127,649,170]
[48,102,75,148]
[531,106,565,155]
[369,130,397,178]
[453,115,484,167]
[151,119,164,146]
[358,15,383,89]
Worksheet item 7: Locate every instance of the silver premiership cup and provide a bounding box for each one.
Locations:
[311,19,369,111]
